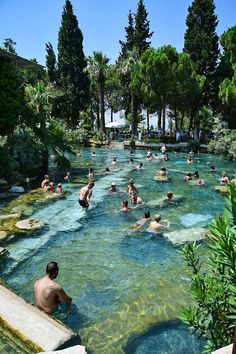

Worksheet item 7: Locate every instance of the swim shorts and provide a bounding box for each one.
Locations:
[78,199,89,208]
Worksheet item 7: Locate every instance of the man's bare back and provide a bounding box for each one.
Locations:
[34,262,72,314]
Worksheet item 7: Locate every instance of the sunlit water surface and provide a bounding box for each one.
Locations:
[1,148,235,354]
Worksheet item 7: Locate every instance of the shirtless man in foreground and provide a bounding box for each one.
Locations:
[147,214,170,233]
[34,261,72,314]
[78,182,94,208]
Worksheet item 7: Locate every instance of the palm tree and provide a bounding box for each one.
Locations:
[117,49,140,136]
[86,51,110,133]
[24,81,73,172]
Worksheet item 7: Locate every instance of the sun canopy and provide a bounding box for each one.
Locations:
[105,121,125,129]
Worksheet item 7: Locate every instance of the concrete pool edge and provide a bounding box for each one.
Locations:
[0,284,84,352]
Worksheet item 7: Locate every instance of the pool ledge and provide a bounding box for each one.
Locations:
[212,344,233,353]
[0,285,81,352]
[38,345,87,353]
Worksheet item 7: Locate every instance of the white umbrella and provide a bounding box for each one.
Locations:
[105,121,125,129]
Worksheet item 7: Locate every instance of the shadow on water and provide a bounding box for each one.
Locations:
[123,320,205,354]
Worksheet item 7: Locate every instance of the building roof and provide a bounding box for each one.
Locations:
[0,48,44,70]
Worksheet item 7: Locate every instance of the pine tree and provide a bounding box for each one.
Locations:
[58,0,89,128]
[45,42,57,83]
[184,0,219,104]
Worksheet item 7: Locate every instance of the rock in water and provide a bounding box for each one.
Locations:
[153,175,169,182]
[164,227,208,245]
[15,219,44,231]
[180,213,212,227]
[215,185,228,193]
[9,186,25,193]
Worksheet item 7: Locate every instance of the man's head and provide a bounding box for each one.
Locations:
[88,182,94,189]
[154,214,161,222]
[111,182,116,187]
[167,191,173,200]
[145,211,150,218]
[46,261,59,279]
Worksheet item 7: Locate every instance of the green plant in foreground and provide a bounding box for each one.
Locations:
[180,183,236,353]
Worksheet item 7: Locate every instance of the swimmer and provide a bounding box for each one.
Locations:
[231,172,236,184]
[154,153,159,160]
[119,200,132,212]
[147,214,170,233]
[134,211,151,230]
[187,156,193,164]
[91,151,96,157]
[34,261,72,314]
[195,179,205,185]
[184,172,193,181]
[160,145,167,154]
[220,171,230,185]
[163,154,170,161]
[210,166,218,173]
[49,182,54,191]
[109,182,118,193]
[130,158,134,164]
[166,191,173,200]
[78,182,94,208]
[87,168,94,180]
[157,167,166,176]
[193,171,199,179]
[41,174,50,189]
[127,179,138,204]
[112,158,117,165]
[55,183,63,193]
[137,162,143,171]
[64,172,71,181]
[44,180,53,192]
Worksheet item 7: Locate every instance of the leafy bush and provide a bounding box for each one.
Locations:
[180,183,236,353]
[0,136,18,180]
[187,140,201,153]
[13,126,44,175]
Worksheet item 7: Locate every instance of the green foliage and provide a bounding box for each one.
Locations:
[45,42,57,83]
[2,38,17,55]
[207,118,236,159]
[187,140,201,153]
[180,184,236,352]
[0,58,25,135]
[12,126,44,175]
[0,136,18,179]
[86,51,110,133]
[184,0,219,105]
[57,0,89,128]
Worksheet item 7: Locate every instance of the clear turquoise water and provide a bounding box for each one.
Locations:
[1,148,235,354]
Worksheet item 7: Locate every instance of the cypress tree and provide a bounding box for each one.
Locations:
[184,0,219,104]
[58,0,89,128]
[119,11,135,58]
[45,42,57,83]
[134,0,153,56]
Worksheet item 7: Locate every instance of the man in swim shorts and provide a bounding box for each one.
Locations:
[34,261,72,314]
[78,182,94,208]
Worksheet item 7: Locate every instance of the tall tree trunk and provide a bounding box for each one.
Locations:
[157,108,162,129]
[96,102,100,131]
[131,93,138,136]
[146,108,149,130]
[174,107,178,131]
[162,106,166,136]
[99,81,105,133]
[110,107,113,122]
[180,110,185,129]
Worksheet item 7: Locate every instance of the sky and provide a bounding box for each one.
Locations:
[0,0,236,67]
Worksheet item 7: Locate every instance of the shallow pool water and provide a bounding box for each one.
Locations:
[0,148,235,353]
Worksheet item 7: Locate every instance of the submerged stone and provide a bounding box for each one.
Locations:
[154,175,169,182]
[146,195,183,208]
[164,227,208,245]
[215,185,228,193]
[180,213,212,227]
[15,219,45,231]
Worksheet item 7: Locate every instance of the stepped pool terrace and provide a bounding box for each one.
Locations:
[0,148,235,354]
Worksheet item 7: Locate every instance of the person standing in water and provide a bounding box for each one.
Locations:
[34,261,72,314]
[78,182,94,208]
